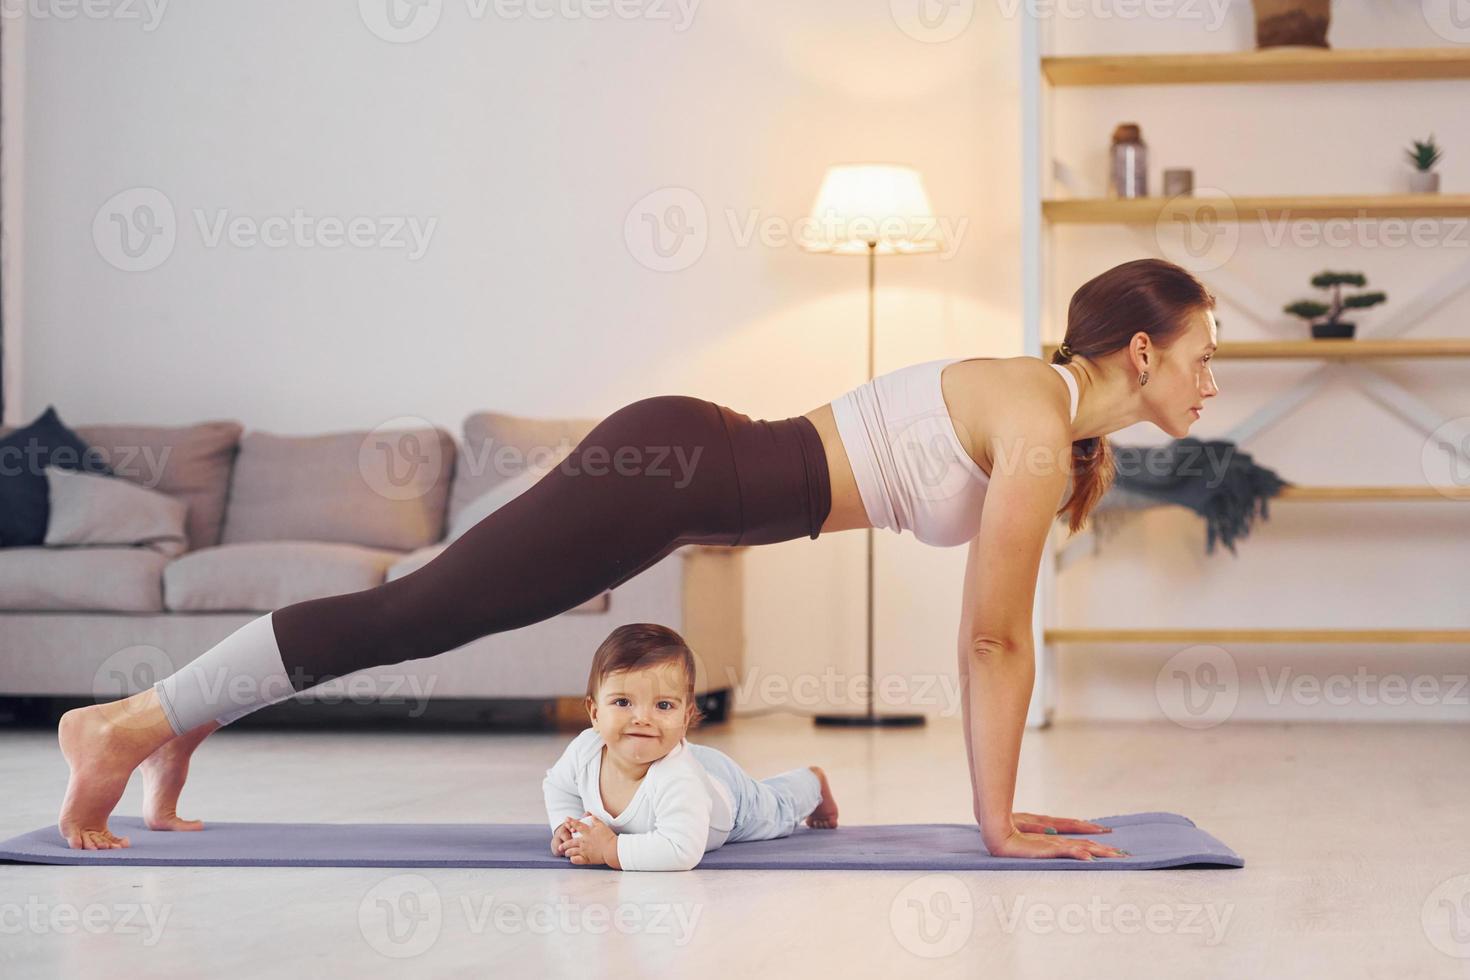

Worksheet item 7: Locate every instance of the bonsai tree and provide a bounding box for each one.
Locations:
[1405,134,1443,173]
[1284,272,1387,339]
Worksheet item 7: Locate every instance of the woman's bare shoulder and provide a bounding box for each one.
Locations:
[942,357,1071,468]
[942,355,1068,419]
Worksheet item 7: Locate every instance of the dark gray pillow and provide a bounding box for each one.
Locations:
[0,406,113,548]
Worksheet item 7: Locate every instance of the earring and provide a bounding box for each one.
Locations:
[1139,371,1150,386]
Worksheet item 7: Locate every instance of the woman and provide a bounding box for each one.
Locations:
[58,256,1220,857]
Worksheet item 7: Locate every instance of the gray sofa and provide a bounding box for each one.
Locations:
[0,410,743,721]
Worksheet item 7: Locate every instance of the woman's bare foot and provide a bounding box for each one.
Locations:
[805,765,839,829]
[57,690,178,849]
[140,720,220,832]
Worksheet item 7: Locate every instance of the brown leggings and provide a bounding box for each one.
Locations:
[270,395,832,690]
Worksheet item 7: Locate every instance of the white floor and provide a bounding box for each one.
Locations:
[1,715,1466,979]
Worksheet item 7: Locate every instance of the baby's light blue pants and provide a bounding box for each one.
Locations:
[686,744,823,843]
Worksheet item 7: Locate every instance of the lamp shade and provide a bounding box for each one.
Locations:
[800,164,942,256]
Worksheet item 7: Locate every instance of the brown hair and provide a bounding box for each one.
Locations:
[585,623,706,728]
[1053,258,1216,535]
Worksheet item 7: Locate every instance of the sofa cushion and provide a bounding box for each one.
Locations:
[221,425,455,552]
[44,465,189,557]
[164,541,404,612]
[385,542,447,581]
[446,455,562,541]
[75,420,243,553]
[385,542,609,612]
[1,419,243,553]
[0,546,168,611]
[449,411,598,531]
[0,406,114,548]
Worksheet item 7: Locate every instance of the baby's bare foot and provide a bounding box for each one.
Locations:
[805,765,839,829]
[57,693,176,849]
[140,721,219,832]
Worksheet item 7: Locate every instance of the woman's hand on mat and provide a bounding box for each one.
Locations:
[551,820,576,856]
[562,814,620,868]
[1011,812,1113,836]
[984,827,1128,861]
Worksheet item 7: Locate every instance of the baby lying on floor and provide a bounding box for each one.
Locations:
[542,623,838,871]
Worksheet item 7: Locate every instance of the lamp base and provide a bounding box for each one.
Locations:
[812,712,926,728]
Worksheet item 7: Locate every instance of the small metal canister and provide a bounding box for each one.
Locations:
[1163,168,1195,197]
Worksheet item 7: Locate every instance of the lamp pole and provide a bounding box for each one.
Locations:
[814,240,924,728]
[866,242,875,718]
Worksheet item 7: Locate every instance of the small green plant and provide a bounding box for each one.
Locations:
[1284,272,1388,330]
[1405,134,1443,173]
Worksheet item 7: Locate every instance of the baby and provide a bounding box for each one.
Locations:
[542,622,839,871]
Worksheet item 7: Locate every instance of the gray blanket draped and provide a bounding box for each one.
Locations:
[1089,438,1290,555]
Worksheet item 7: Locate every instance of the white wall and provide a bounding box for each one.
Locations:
[14,1,1467,724]
[13,1,1024,719]
[1,12,23,426]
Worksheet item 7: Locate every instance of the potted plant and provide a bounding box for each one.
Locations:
[1406,134,1443,194]
[1251,0,1329,48]
[1284,272,1387,340]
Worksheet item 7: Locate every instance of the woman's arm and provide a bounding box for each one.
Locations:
[956,401,1124,860]
[956,621,1033,847]
[957,524,1046,849]
[957,639,1114,843]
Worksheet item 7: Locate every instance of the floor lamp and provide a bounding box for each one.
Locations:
[800,164,941,728]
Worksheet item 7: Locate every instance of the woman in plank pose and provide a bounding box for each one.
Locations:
[58,256,1219,857]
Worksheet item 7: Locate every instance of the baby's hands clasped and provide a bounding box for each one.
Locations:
[558,813,620,868]
[550,819,576,856]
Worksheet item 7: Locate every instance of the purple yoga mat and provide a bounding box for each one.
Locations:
[0,812,1241,870]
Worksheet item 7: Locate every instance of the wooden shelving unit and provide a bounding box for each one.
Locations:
[1020,42,1470,726]
[1046,628,1470,644]
[1275,485,1470,502]
[1042,193,1470,223]
[1043,46,1470,87]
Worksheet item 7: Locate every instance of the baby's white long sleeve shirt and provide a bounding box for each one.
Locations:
[542,728,735,871]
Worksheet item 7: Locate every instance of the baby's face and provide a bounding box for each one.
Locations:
[587,662,693,767]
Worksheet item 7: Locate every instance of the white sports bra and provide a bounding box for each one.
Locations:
[829,358,1079,547]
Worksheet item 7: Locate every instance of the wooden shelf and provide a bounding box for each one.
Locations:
[1046,628,1470,644]
[1045,339,1470,360]
[1043,47,1470,87]
[1216,339,1470,359]
[1275,485,1470,502]
[1043,194,1470,223]
[1090,485,1470,506]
